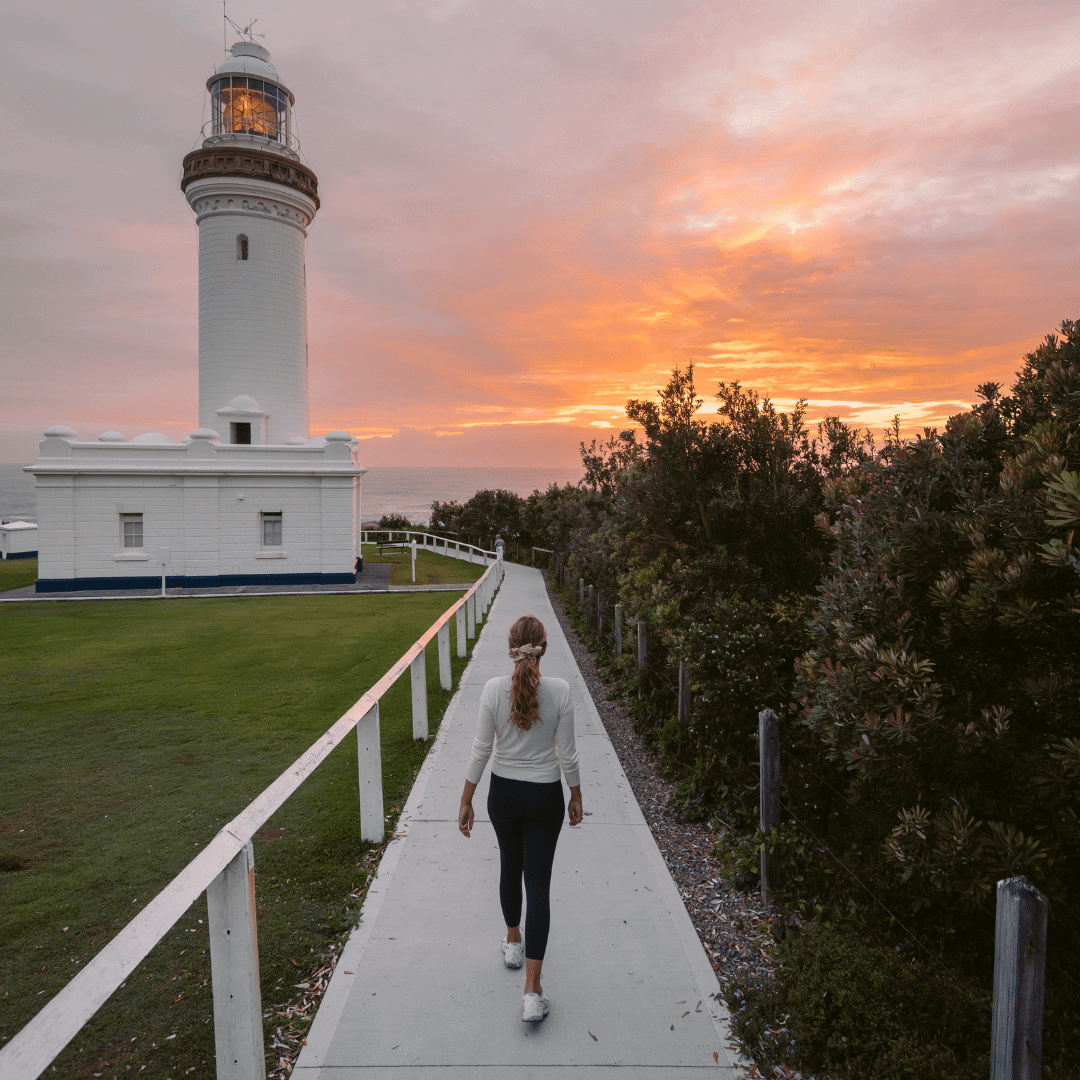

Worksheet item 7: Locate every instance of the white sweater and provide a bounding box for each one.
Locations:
[466,675,580,787]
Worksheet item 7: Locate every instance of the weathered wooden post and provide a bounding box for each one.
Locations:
[637,621,646,675]
[456,601,467,657]
[411,537,417,583]
[614,603,622,657]
[597,591,604,643]
[991,876,1048,1080]
[579,577,585,607]
[356,703,383,843]
[437,621,451,690]
[207,841,266,1080]
[678,661,690,721]
[467,591,476,638]
[411,648,429,739]
[587,584,594,629]
[758,708,780,905]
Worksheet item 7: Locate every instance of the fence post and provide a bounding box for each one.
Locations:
[579,577,584,607]
[456,601,467,656]
[587,584,594,628]
[758,708,780,906]
[467,592,476,638]
[437,621,451,690]
[991,876,1048,1080]
[597,592,604,643]
[614,604,622,656]
[411,538,417,583]
[637,621,646,675]
[207,840,265,1080]
[678,661,690,721]
[356,703,383,843]
[411,649,428,739]
[476,579,485,624]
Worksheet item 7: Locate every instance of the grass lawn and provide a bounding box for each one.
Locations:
[361,544,486,586]
[0,592,476,1078]
[0,556,37,592]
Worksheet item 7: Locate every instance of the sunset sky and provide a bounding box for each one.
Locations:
[2,0,1077,466]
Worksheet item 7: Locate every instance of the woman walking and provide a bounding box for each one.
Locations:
[458,614,583,1022]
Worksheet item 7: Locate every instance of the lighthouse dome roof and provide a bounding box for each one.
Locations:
[214,41,284,87]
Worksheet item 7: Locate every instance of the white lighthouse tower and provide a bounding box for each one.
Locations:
[182,40,319,446]
[25,37,363,593]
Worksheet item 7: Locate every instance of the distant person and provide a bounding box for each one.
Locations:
[353,554,363,576]
[458,614,582,1023]
[494,534,506,559]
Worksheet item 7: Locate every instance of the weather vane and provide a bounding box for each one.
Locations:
[223,2,264,53]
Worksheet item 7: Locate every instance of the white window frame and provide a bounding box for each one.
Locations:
[261,511,283,549]
[120,513,143,549]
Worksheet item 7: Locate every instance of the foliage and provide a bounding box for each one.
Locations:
[727,923,990,1080]
[430,488,526,550]
[375,513,415,531]
[796,321,1080,926]
[659,592,815,820]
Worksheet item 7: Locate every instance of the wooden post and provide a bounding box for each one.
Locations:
[758,708,780,905]
[587,584,594,628]
[579,577,584,607]
[476,579,485,624]
[597,592,604,643]
[437,621,451,690]
[467,592,476,638]
[991,876,1048,1080]
[637,621,646,675]
[614,604,622,656]
[456,602,467,657]
[411,649,428,740]
[207,841,266,1080]
[678,661,690,721]
[411,538,417,583]
[356,703,383,843]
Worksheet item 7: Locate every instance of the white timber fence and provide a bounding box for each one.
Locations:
[0,557,505,1080]
[360,530,497,566]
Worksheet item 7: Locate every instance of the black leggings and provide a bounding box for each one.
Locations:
[487,772,565,961]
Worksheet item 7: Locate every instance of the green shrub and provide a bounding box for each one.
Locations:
[659,592,814,820]
[727,923,990,1080]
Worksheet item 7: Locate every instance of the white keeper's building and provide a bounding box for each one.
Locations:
[26,40,364,593]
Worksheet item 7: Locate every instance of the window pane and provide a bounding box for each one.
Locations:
[122,514,143,549]
[262,514,282,547]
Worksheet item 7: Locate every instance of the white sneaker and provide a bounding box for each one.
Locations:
[522,992,549,1022]
[501,936,524,969]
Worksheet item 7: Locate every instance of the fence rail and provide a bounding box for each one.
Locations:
[0,558,504,1080]
[360,531,495,566]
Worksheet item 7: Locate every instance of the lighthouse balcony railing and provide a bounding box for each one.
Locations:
[0,556,505,1080]
[360,530,497,565]
[196,123,303,158]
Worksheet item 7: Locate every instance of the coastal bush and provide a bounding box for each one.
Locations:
[727,922,990,1080]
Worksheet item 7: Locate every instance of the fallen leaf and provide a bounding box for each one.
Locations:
[713,1052,719,1063]
[682,1010,690,1017]
[588,1031,597,1041]
[670,1024,674,1030]
[696,1000,703,1012]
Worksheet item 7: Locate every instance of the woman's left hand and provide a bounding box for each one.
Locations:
[459,799,475,838]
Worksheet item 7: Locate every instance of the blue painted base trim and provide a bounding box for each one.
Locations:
[35,572,357,594]
[3,550,37,560]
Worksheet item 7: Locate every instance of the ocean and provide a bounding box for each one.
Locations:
[0,464,583,527]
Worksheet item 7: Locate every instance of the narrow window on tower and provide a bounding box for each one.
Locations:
[120,513,143,549]
[261,512,282,548]
[237,234,249,261]
[231,422,251,444]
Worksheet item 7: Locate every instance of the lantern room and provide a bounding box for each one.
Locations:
[202,41,295,154]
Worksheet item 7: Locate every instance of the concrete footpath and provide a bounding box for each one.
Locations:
[293,562,741,1078]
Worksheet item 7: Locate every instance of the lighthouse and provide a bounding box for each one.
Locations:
[26,37,363,593]
[182,41,319,446]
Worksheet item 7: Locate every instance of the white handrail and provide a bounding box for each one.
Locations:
[0,558,505,1080]
[361,531,496,565]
